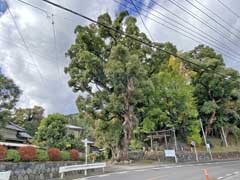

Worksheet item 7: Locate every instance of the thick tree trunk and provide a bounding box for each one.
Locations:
[112,78,135,161]
[205,110,216,136]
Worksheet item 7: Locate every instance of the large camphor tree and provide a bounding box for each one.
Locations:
[65,11,176,161]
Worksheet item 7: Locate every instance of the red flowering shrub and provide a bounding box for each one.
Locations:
[18,146,37,161]
[48,148,60,161]
[0,145,7,160]
[69,149,79,161]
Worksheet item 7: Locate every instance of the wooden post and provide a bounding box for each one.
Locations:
[194,145,199,162]
[150,135,153,151]
[164,134,168,149]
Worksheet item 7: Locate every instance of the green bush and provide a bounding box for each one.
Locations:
[60,151,70,161]
[5,149,20,162]
[79,155,85,162]
[36,149,49,161]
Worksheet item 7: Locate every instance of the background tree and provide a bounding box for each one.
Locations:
[66,113,95,139]
[141,56,201,143]
[35,113,83,150]
[184,45,240,138]
[0,70,21,127]
[13,106,45,136]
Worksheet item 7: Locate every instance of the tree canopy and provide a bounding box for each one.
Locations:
[65,11,240,160]
[65,11,178,160]
[0,71,21,127]
[13,106,45,136]
[184,45,240,137]
[35,113,83,150]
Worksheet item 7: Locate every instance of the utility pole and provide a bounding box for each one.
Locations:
[221,126,228,147]
[199,119,213,160]
[173,128,178,151]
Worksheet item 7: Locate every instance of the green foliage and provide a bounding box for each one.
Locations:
[66,113,94,140]
[60,151,70,161]
[13,106,45,136]
[141,57,201,142]
[5,149,20,162]
[36,149,49,161]
[35,113,68,149]
[0,72,21,127]
[130,139,144,150]
[65,11,176,160]
[0,110,11,128]
[0,72,21,110]
[95,119,122,154]
[35,113,84,150]
[184,45,240,136]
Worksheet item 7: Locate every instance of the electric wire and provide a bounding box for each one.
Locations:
[116,0,240,63]
[129,0,154,41]
[184,0,240,41]
[167,0,239,48]
[5,0,45,82]
[41,0,228,78]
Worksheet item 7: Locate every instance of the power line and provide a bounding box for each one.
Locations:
[184,0,240,41]
[193,0,240,35]
[215,0,240,19]
[51,14,61,80]
[116,0,240,62]
[129,0,154,41]
[5,0,45,82]
[144,0,240,58]
[167,0,239,48]
[16,0,49,16]
[41,0,228,78]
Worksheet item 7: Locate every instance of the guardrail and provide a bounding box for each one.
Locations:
[0,171,11,180]
[59,162,106,179]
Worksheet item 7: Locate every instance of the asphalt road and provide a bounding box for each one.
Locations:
[74,160,240,180]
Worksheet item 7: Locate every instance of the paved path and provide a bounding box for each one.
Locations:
[73,160,240,180]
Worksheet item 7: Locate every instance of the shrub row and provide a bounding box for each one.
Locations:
[0,145,80,162]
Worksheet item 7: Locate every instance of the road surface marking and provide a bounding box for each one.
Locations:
[114,171,129,174]
[98,174,110,177]
[217,177,223,180]
[147,175,167,180]
[135,169,146,172]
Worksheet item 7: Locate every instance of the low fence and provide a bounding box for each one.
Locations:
[0,161,84,180]
[128,151,240,162]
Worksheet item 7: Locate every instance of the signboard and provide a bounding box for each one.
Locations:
[0,171,11,180]
[164,150,176,157]
[206,143,210,149]
[191,141,196,147]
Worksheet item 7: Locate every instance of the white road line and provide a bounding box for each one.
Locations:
[217,177,223,180]
[135,169,146,172]
[114,171,129,174]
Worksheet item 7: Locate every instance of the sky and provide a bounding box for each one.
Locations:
[0,0,240,115]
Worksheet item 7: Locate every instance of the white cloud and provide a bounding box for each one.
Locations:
[1,0,240,115]
[0,0,118,115]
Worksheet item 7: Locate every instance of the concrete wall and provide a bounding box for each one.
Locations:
[128,151,240,162]
[0,161,84,180]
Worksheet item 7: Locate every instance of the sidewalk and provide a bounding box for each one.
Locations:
[106,162,161,172]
